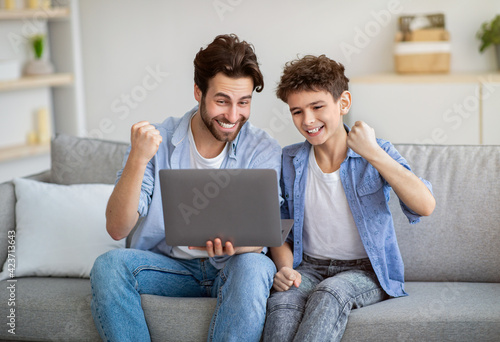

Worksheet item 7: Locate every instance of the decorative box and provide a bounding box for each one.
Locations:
[394,14,450,74]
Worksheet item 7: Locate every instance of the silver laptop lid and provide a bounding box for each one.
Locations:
[159,168,289,247]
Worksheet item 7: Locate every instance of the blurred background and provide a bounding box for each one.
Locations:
[0,0,499,182]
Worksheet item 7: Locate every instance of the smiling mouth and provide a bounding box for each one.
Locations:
[217,120,236,129]
[307,126,323,134]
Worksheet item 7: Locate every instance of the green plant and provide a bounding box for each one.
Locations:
[477,14,500,53]
[31,34,45,59]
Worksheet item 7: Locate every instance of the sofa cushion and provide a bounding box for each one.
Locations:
[0,278,217,342]
[343,282,500,342]
[51,134,128,185]
[0,178,125,281]
[4,279,494,342]
[0,278,101,341]
[142,295,216,342]
[390,144,500,283]
[143,282,500,342]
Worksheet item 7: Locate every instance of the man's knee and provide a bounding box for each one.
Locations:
[91,249,129,282]
[228,253,276,278]
[223,253,276,294]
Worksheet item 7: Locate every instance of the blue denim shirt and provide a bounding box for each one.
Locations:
[116,106,282,269]
[281,126,432,297]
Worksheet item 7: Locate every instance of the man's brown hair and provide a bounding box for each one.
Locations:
[276,55,349,103]
[193,34,264,95]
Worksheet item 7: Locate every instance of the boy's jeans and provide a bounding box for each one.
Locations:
[263,255,388,342]
[90,248,275,342]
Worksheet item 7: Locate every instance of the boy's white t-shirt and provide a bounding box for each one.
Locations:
[170,118,229,259]
[303,146,368,261]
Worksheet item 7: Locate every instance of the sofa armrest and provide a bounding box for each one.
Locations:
[0,181,15,269]
[0,171,51,268]
[26,170,52,183]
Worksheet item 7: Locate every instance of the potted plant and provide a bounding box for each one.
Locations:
[25,34,54,76]
[477,14,500,70]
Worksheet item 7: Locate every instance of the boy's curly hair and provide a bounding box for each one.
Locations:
[276,55,349,103]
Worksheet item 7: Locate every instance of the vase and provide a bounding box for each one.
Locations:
[24,59,54,76]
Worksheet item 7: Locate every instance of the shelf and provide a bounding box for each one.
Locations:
[0,7,69,20]
[350,72,500,84]
[0,73,73,92]
[0,143,50,162]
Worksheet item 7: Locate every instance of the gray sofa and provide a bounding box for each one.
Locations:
[0,134,499,342]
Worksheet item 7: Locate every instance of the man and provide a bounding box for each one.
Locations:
[90,34,281,342]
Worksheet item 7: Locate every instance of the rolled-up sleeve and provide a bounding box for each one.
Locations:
[383,141,434,224]
[138,162,155,217]
[115,146,155,218]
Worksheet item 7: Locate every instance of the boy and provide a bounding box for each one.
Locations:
[263,55,435,342]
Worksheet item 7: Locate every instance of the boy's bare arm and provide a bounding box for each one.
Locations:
[106,122,162,240]
[270,243,301,291]
[347,121,436,217]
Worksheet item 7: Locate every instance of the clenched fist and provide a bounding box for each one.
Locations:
[346,121,381,159]
[129,121,162,166]
[273,266,302,292]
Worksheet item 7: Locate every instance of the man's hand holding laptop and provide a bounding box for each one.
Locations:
[189,239,263,257]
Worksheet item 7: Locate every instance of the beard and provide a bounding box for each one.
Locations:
[199,96,247,142]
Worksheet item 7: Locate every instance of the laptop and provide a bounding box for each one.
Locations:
[159,169,294,247]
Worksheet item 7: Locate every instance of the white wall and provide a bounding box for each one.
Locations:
[78,0,499,148]
[1,0,497,182]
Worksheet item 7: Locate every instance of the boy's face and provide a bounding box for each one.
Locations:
[195,73,254,142]
[287,89,350,146]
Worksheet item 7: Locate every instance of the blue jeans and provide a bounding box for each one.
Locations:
[263,255,388,342]
[90,248,275,342]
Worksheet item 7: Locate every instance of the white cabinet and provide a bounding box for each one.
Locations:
[0,0,85,181]
[349,73,500,145]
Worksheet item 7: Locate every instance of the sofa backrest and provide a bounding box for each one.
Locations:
[2,138,499,283]
[50,133,129,185]
[389,144,500,283]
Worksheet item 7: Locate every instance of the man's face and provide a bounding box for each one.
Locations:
[196,73,254,142]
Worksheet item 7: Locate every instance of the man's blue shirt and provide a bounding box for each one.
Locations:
[116,106,282,269]
[280,125,433,297]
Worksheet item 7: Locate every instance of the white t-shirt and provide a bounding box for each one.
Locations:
[170,118,229,259]
[303,146,368,260]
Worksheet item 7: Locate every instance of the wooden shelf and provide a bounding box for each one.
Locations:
[350,72,500,84]
[0,73,73,92]
[0,143,50,162]
[0,7,69,20]
[0,1,82,171]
